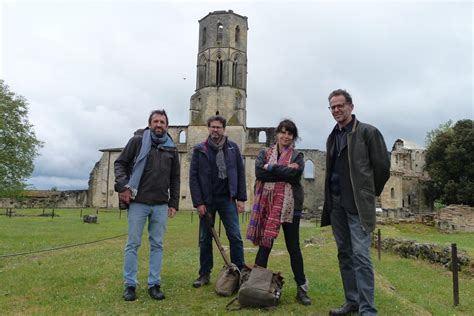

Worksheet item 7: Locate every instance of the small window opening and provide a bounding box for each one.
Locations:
[304,160,315,179]
[179,130,186,143]
[258,131,266,143]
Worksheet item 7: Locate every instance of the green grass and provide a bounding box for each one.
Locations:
[0,209,473,315]
[377,223,474,257]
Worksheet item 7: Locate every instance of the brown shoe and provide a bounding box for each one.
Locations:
[192,273,210,288]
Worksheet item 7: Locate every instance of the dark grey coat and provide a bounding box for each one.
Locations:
[114,129,181,210]
[321,118,390,232]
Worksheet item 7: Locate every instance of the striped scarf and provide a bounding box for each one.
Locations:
[246,144,294,248]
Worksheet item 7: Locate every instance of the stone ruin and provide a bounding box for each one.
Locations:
[372,236,471,271]
[434,205,474,232]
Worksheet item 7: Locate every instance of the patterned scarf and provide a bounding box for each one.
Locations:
[207,135,228,179]
[246,144,295,248]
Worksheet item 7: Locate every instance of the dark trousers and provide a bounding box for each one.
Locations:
[199,195,244,275]
[254,215,306,286]
[330,194,377,316]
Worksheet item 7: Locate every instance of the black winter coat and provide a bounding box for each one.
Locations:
[254,147,305,211]
[189,139,247,207]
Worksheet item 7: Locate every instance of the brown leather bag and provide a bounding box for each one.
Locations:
[215,263,240,296]
[202,213,241,297]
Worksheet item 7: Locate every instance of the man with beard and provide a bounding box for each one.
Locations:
[189,115,247,288]
[115,109,180,301]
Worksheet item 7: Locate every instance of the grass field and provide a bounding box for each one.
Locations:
[0,208,473,315]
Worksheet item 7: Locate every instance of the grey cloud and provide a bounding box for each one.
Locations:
[2,2,471,189]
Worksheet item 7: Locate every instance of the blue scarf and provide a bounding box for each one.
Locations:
[127,129,175,198]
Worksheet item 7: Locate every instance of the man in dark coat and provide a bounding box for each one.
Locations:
[115,110,180,301]
[189,115,247,288]
[322,89,390,316]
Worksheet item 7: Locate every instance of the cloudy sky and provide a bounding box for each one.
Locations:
[1,0,472,190]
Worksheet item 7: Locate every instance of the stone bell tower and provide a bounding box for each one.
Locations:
[188,10,248,149]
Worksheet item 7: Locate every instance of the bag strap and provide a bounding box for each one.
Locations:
[225,297,241,311]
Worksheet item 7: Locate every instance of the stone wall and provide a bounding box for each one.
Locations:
[0,190,89,208]
[435,205,474,232]
[380,171,403,209]
[372,236,471,271]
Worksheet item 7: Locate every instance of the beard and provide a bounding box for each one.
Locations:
[152,128,165,138]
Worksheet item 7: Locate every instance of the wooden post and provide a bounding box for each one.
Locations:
[452,243,459,306]
[42,208,45,216]
[80,208,83,218]
[52,208,55,219]
[377,229,381,261]
[218,217,222,237]
[96,208,99,215]
[191,210,194,223]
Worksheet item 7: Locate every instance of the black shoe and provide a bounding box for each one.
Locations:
[329,303,359,315]
[148,284,165,300]
[192,273,210,288]
[296,286,312,305]
[123,286,137,301]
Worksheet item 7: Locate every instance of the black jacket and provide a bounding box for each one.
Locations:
[114,129,180,210]
[322,118,390,232]
[254,147,305,211]
[189,139,247,207]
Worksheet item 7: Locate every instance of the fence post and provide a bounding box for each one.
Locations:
[52,208,55,219]
[80,208,83,218]
[96,208,99,215]
[377,229,381,261]
[218,217,222,237]
[191,210,194,223]
[452,243,459,306]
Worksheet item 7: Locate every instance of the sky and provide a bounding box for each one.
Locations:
[1,0,472,190]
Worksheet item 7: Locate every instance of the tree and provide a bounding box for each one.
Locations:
[0,80,42,197]
[425,119,474,206]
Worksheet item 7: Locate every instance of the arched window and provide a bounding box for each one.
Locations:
[390,188,395,198]
[202,27,207,45]
[235,26,240,43]
[304,160,315,179]
[198,55,207,88]
[232,54,243,88]
[216,57,223,86]
[179,130,186,143]
[217,23,223,42]
[258,131,266,143]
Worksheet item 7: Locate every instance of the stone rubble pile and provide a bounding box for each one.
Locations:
[372,236,471,271]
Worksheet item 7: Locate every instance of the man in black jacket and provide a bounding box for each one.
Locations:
[115,110,180,301]
[322,90,390,316]
[189,115,247,288]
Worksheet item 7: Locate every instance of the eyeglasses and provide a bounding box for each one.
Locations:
[328,103,347,112]
[209,126,223,130]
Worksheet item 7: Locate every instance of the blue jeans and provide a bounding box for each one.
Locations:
[330,195,377,316]
[199,196,244,275]
[124,202,168,288]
